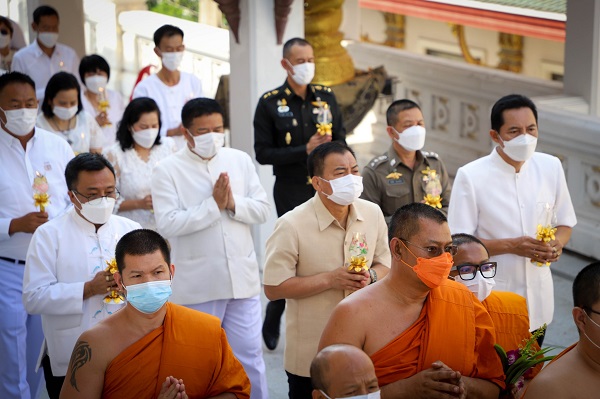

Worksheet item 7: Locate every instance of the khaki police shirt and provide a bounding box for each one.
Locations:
[361,145,451,221]
[262,193,391,377]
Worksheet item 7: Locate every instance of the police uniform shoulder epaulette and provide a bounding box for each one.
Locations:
[422,151,439,159]
[368,154,388,168]
[313,84,333,93]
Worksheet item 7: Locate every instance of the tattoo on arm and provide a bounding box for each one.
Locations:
[68,340,92,392]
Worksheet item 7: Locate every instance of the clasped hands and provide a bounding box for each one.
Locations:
[514,236,563,264]
[213,172,235,212]
[408,361,467,399]
[329,265,370,293]
[157,376,188,399]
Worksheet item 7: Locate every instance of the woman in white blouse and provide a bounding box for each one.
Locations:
[79,54,126,149]
[36,71,103,154]
[104,97,176,230]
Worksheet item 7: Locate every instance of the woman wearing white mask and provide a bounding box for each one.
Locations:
[79,55,126,148]
[0,16,16,72]
[36,71,103,154]
[104,97,176,230]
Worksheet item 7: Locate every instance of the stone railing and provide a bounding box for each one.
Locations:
[347,42,599,259]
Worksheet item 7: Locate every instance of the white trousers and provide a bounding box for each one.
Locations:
[0,258,44,399]
[186,296,268,399]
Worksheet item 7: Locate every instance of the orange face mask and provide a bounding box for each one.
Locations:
[399,241,454,289]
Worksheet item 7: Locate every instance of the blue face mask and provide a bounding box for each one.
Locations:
[123,278,172,314]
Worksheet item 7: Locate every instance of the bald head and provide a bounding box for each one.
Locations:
[311,344,379,398]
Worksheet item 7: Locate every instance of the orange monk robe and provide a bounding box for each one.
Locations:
[483,291,542,378]
[102,302,251,399]
[370,280,505,390]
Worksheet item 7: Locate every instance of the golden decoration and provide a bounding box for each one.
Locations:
[33,193,51,211]
[533,224,557,267]
[386,172,402,180]
[104,258,124,304]
[285,132,291,145]
[32,172,51,212]
[421,167,438,179]
[347,255,368,273]
[316,122,332,136]
[423,194,443,209]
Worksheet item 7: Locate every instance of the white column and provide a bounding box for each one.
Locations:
[564,0,600,116]
[342,0,361,41]
[229,0,304,265]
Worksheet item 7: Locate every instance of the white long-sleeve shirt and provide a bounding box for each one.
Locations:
[448,149,577,330]
[151,147,270,305]
[0,127,73,260]
[23,208,141,376]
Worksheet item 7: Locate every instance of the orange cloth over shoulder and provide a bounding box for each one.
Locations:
[102,302,250,399]
[483,291,542,378]
[370,280,505,390]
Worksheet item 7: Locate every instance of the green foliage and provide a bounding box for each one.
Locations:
[146,0,199,22]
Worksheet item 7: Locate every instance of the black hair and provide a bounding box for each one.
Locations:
[0,71,35,95]
[386,99,421,126]
[79,54,111,83]
[389,202,447,243]
[0,16,14,36]
[153,24,184,47]
[115,229,171,273]
[283,37,312,59]
[41,72,83,118]
[307,141,356,178]
[116,97,162,151]
[490,94,538,132]
[452,233,490,258]
[181,97,223,129]
[64,152,116,191]
[573,261,600,311]
[33,5,59,25]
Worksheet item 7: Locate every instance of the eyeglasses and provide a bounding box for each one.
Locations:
[451,262,497,281]
[73,189,120,205]
[400,238,458,258]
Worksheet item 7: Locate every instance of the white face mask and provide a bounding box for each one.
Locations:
[0,107,38,136]
[320,390,381,399]
[132,127,159,149]
[38,32,59,48]
[0,33,10,49]
[85,75,108,95]
[53,105,78,121]
[73,193,115,225]
[287,60,315,86]
[499,133,537,162]
[320,174,363,206]
[190,131,225,159]
[461,274,496,302]
[394,125,426,151]
[161,51,184,71]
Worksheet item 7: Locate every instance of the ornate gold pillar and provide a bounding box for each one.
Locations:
[305,0,355,86]
[497,33,523,73]
[383,12,405,48]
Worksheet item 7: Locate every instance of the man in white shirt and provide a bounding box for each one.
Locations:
[11,6,80,100]
[151,98,270,399]
[0,71,73,399]
[132,24,203,149]
[23,153,141,399]
[448,94,577,344]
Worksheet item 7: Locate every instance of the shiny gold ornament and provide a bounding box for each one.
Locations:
[348,255,368,273]
[423,194,443,209]
[316,123,332,136]
[533,224,558,267]
[285,132,291,145]
[386,172,402,180]
[104,258,124,304]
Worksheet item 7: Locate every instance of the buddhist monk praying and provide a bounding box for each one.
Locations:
[319,203,505,398]
[59,229,251,399]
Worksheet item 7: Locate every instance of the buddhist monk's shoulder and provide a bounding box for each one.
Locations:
[523,348,584,399]
[341,283,386,308]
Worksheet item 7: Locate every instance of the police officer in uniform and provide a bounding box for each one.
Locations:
[254,37,346,350]
[361,99,451,223]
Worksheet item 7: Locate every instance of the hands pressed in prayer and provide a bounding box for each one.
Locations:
[329,266,369,292]
[157,376,188,399]
[394,360,464,399]
[431,361,467,399]
[213,172,230,210]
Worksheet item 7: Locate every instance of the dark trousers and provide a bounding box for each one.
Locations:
[286,371,313,399]
[42,354,66,399]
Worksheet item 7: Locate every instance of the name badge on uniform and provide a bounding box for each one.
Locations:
[277,98,290,113]
[386,172,404,184]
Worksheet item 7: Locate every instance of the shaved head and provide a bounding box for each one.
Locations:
[311,344,379,398]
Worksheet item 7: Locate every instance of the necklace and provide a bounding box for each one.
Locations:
[49,115,75,132]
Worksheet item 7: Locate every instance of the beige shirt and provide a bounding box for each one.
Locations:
[263,193,391,376]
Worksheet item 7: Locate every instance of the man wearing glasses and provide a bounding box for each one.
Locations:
[320,203,504,398]
[23,153,140,399]
[450,233,543,385]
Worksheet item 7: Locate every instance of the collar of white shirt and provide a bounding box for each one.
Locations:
[69,206,113,234]
[33,39,62,58]
[0,125,37,148]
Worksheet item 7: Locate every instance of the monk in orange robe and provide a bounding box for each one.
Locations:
[523,261,600,399]
[60,229,250,399]
[449,233,543,382]
[319,203,504,398]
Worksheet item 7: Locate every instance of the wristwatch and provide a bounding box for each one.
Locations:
[369,268,378,284]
